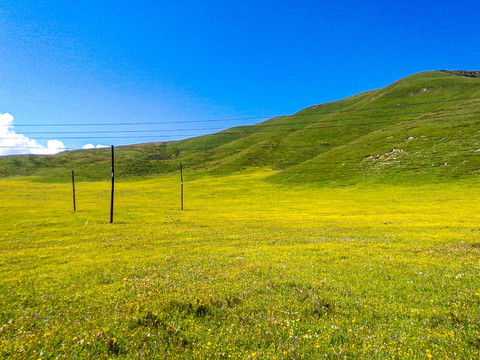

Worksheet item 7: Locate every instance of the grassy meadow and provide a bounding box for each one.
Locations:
[1,170,479,359]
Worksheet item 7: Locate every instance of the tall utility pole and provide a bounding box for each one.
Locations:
[71,170,76,212]
[110,145,115,223]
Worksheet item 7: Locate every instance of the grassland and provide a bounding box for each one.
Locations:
[1,70,479,358]
[1,171,479,359]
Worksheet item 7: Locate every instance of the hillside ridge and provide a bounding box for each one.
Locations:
[1,70,479,185]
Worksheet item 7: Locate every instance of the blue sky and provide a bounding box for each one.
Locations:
[1,0,479,154]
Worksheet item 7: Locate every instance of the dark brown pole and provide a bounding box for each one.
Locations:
[72,170,76,212]
[110,145,114,223]
[180,162,184,210]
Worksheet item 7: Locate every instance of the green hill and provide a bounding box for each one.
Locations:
[1,70,479,184]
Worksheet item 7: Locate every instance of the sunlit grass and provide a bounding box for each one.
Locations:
[0,171,479,359]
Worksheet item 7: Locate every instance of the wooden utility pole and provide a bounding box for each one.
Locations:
[180,162,184,210]
[71,170,76,212]
[110,145,115,223]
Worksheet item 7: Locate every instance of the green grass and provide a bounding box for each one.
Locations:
[1,70,479,185]
[1,172,479,359]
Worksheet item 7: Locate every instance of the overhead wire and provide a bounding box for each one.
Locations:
[10,104,480,135]
[1,99,479,171]
[3,95,480,128]
[1,111,479,141]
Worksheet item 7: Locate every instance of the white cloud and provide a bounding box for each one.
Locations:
[0,113,66,156]
[82,144,108,149]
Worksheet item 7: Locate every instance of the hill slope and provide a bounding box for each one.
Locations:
[1,70,479,184]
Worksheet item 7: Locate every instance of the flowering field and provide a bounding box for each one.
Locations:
[0,171,479,359]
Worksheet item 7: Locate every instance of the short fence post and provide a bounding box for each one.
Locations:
[180,162,184,210]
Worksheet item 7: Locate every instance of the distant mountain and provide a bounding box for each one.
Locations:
[1,70,479,185]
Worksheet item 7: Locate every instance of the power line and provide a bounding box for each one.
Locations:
[1,112,478,141]
[0,102,478,157]
[2,96,480,128]
[13,106,480,135]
